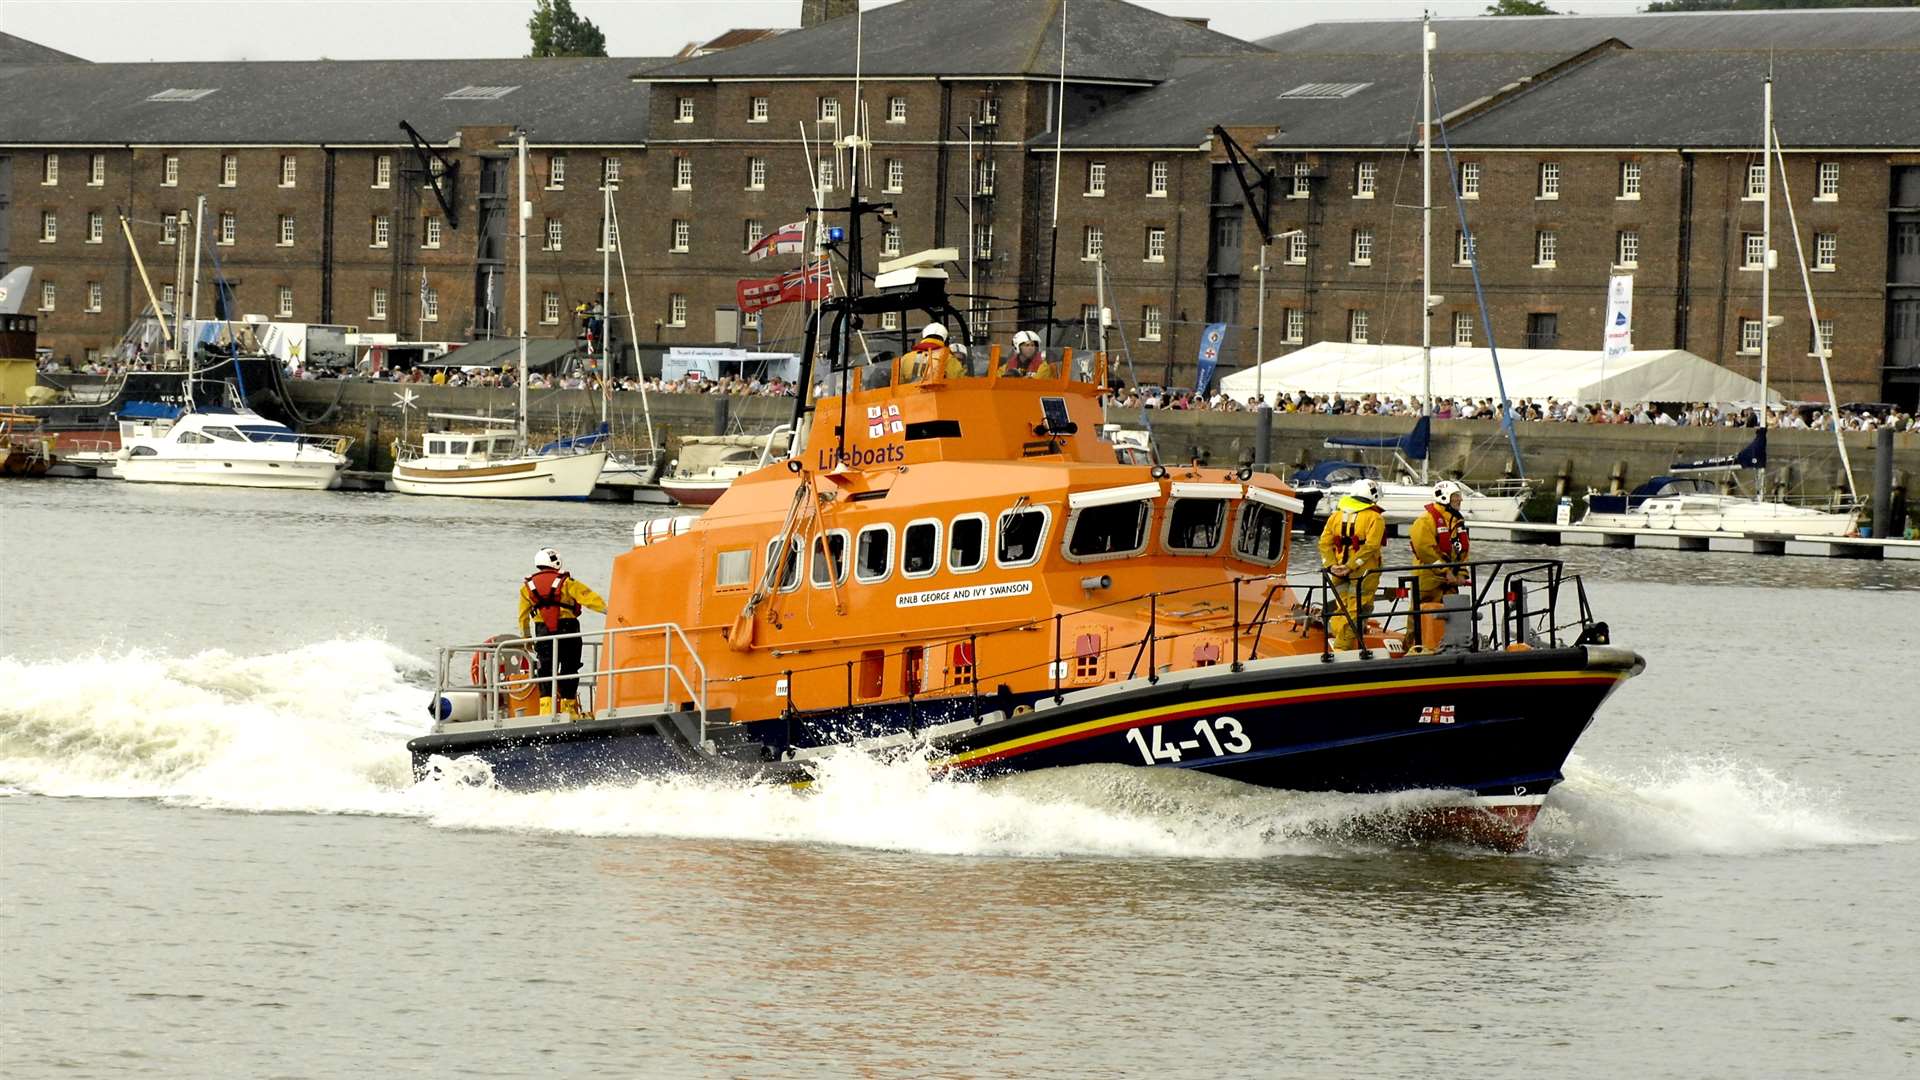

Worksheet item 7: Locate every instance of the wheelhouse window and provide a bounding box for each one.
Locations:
[902,520,940,577]
[996,507,1048,567]
[810,530,849,588]
[854,525,893,583]
[1233,500,1293,565]
[1065,500,1151,562]
[715,549,752,588]
[765,537,801,592]
[1164,498,1227,554]
[947,514,987,573]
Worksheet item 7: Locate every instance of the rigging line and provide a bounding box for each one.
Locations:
[1769,122,1857,503]
[606,187,656,455]
[1431,86,1526,481]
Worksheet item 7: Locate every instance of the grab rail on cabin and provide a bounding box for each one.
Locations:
[434,621,710,744]
[736,572,1326,734]
[741,557,1604,743]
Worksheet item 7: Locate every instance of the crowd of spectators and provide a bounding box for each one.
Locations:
[1103,387,1916,433]
[318,363,797,398]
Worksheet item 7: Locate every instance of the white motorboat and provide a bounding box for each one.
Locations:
[660,427,792,506]
[1583,477,1854,536]
[390,417,606,500]
[1290,419,1531,525]
[116,405,348,490]
[1581,434,1854,537]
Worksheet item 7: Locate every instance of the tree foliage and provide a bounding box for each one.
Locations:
[527,0,607,58]
[1484,0,1560,14]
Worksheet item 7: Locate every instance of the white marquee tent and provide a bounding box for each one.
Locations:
[1217,343,1780,407]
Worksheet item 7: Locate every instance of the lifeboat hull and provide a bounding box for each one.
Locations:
[409,645,1639,852]
[912,644,1642,851]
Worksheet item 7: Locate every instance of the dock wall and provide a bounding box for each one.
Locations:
[285,381,1917,520]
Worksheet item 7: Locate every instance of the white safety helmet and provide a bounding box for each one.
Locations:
[1012,330,1040,348]
[534,546,563,571]
[1347,478,1382,504]
[920,322,948,341]
[951,342,970,358]
[1433,479,1465,504]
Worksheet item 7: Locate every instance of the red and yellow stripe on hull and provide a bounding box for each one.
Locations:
[940,668,1625,772]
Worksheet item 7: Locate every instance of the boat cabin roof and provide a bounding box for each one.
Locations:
[1290,460,1382,487]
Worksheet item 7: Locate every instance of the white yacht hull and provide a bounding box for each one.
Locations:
[1302,482,1530,525]
[391,450,607,499]
[118,455,342,490]
[659,478,733,506]
[1583,496,1854,537]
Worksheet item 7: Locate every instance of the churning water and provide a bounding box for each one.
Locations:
[2,480,1917,1078]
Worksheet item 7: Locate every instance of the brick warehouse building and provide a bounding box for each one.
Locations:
[3,2,1918,407]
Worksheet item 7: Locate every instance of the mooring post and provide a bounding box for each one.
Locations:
[1873,426,1894,539]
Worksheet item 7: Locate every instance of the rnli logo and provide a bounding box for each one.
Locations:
[1418,704,1456,725]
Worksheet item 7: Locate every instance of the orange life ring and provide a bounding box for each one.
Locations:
[472,634,534,704]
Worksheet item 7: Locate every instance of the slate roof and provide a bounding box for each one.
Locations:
[0,57,671,145]
[0,31,86,64]
[1058,48,1579,149]
[639,0,1265,83]
[1259,8,1920,53]
[1449,48,1920,149]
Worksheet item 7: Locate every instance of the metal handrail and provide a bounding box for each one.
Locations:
[1310,556,1594,659]
[435,621,711,743]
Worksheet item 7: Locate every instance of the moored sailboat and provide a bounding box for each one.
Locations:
[390,131,606,500]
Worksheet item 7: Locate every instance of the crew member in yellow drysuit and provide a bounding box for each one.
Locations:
[1317,478,1387,651]
[1409,479,1471,652]
[903,322,967,382]
[519,547,608,718]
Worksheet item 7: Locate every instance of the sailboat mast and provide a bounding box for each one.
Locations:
[1046,0,1066,349]
[967,117,976,335]
[517,129,530,449]
[1419,15,1435,483]
[187,194,205,404]
[601,180,612,426]
[1756,74,1773,500]
[1421,15,1434,424]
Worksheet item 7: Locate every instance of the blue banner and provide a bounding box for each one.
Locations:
[1195,322,1227,395]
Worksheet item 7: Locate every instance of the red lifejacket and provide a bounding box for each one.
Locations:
[1426,503,1470,562]
[525,569,581,632]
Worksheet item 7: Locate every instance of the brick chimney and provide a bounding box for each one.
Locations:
[801,0,859,28]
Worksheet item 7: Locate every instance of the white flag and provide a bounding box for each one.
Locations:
[1602,274,1633,361]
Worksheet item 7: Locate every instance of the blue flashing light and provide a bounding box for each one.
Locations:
[827,227,846,243]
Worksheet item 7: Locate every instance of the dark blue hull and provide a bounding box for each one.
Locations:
[411,647,1641,838]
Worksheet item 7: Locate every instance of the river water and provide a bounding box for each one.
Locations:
[2,480,1916,1079]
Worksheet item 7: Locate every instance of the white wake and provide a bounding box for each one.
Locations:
[0,640,1898,860]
